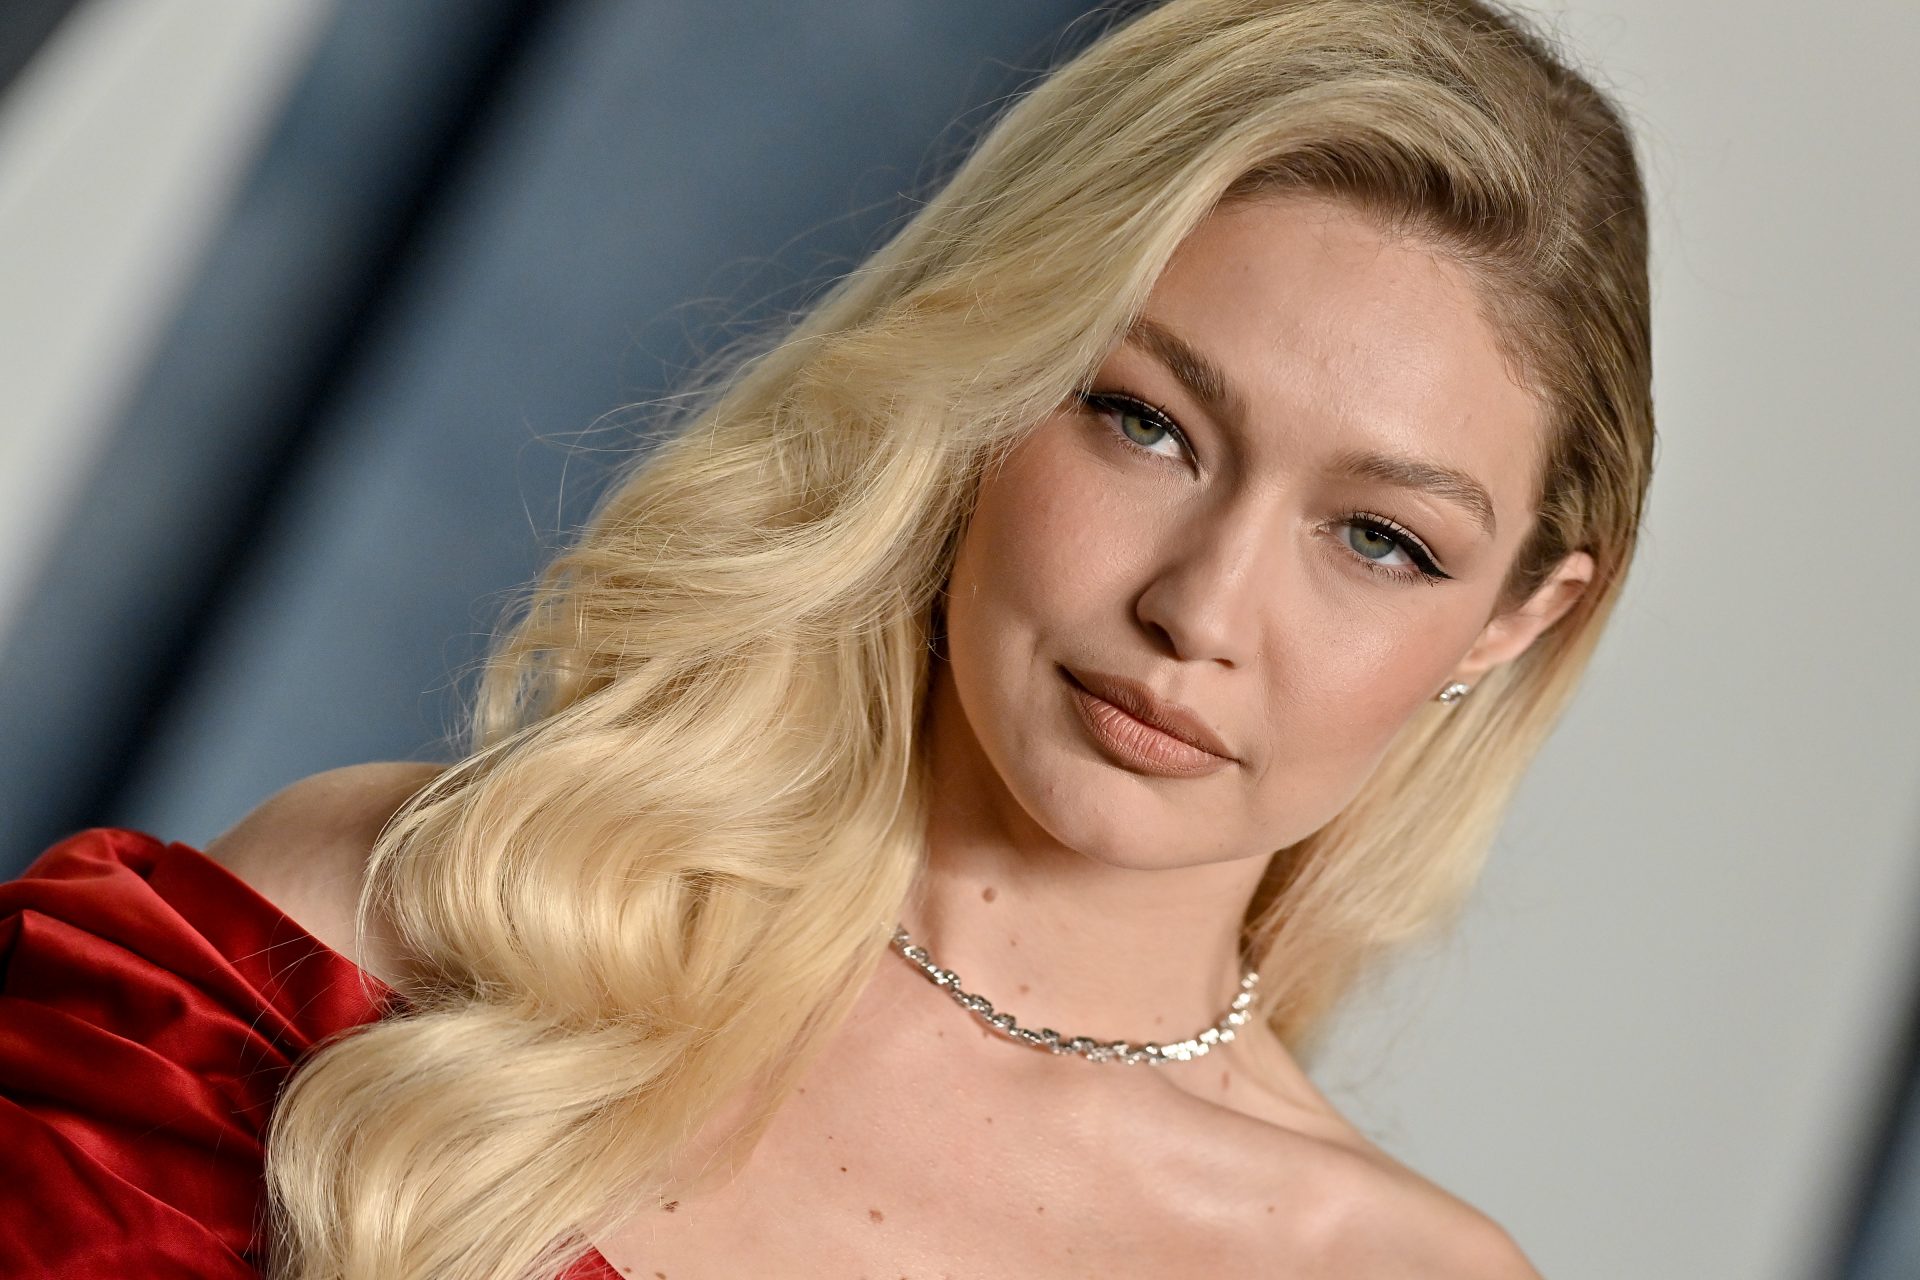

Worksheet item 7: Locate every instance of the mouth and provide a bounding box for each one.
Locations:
[1060,665,1236,778]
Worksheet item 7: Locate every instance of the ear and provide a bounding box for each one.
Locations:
[1448,550,1595,687]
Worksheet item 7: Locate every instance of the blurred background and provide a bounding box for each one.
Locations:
[1,2,1914,1277]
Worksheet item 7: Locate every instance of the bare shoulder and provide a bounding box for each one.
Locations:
[202,761,448,985]
[1349,1164,1540,1279]
[1208,1028,1540,1276]
[1267,1134,1542,1279]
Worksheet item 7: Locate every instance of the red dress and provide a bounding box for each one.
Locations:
[0,827,619,1279]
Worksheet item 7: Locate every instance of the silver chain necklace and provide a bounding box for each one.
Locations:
[889,924,1259,1066]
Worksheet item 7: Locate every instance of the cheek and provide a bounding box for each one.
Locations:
[1258,612,1478,806]
[1301,624,1440,717]
[951,424,1135,641]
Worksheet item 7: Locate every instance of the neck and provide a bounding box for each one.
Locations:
[897,664,1274,1054]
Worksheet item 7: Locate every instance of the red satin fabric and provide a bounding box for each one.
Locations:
[0,827,618,1279]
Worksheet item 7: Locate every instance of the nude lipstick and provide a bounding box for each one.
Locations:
[1060,665,1236,778]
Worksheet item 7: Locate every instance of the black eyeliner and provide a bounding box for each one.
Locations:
[1347,512,1452,580]
[1077,389,1195,459]
[1082,388,1452,585]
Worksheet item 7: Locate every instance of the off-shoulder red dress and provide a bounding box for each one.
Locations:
[0,827,620,1279]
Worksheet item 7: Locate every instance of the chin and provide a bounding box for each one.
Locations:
[1017,765,1254,873]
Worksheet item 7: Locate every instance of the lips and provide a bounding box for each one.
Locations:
[1059,667,1236,775]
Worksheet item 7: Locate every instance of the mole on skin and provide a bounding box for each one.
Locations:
[981,886,997,902]
[869,1208,885,1223]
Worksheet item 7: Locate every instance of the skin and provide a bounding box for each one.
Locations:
[215,192,1587,1276]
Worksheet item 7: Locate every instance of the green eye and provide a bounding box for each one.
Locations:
[1347,524,1400,559]
[1341,513,1449,583]
[1079,391,1191,465]
[1118,407,1166,446]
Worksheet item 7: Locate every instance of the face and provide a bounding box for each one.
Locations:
[934,193,1592,872]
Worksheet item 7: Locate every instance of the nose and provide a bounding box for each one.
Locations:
[1132,493,1278,669]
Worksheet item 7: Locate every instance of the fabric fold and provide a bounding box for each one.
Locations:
[0,826,618,1279]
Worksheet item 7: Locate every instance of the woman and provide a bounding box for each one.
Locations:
[0,0,1652,1275]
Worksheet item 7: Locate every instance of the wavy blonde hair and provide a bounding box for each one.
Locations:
[264,1,1653,1275]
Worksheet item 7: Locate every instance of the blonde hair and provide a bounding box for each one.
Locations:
[264,1,1653,1275]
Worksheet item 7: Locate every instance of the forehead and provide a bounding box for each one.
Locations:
[1137,194,1543,529]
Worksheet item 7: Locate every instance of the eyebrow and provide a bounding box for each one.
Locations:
[1121,315,1499,539]
[1324,449,1498,538]
[1126,316,1247,427]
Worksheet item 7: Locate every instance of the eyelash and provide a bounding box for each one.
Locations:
[1076,389,1453,585]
